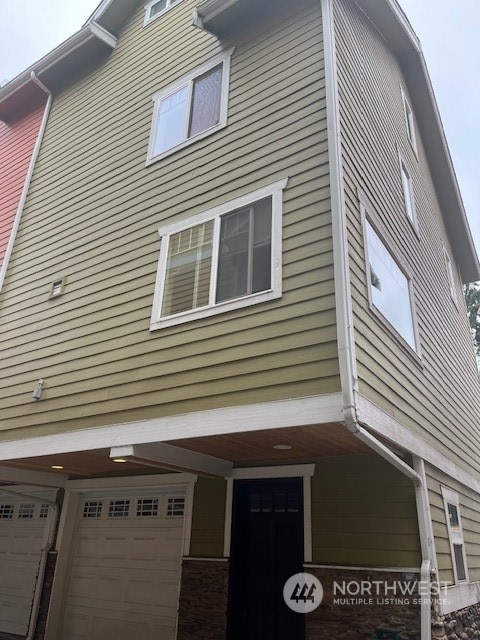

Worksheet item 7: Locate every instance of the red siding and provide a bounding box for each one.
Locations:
[0,103,46,267]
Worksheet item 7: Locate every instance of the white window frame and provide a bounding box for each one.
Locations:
[401,88,418,157]
[143,0,183,26]
[147,48,234,163]
[441,486,469,584]
[443,245,459,307]
[150,179,287,331]
[359,193,420,356]
[398,155,417,229]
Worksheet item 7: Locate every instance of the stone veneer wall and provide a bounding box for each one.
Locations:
[432,602,480,639]
[177,559,229,640]
[305,568,421,639]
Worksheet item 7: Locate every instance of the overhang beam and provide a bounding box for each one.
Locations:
[110,443,233,478]
[0,465,68,488]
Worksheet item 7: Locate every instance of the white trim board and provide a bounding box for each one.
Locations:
[357,394,480,495]
[0,393,343,461]
[223,464,315,562]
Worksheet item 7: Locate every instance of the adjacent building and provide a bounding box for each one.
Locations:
[0,0,479,639]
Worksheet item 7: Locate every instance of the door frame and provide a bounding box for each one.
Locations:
[223,464,315,562]
[44,473,197,640]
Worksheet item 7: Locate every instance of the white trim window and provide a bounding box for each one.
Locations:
[400,161,416,226]
[144,0,183,26]
[364,217,418,352]
[401,88,418,156]
[147,49,233,162]
[150,179,287,330]
[441,487,468,584]
[443,246,458,306]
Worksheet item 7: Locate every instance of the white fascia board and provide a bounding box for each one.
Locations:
[0,394,343,462]
[111,443,233,478]
[0,465,67,488]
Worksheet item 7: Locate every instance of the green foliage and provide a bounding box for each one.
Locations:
[464,282,480,357]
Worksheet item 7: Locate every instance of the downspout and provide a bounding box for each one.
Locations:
[0,488,59,640]
[321,0,432,637]
[0,71,52,293]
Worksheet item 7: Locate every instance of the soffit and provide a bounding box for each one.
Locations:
[0,423,371,479]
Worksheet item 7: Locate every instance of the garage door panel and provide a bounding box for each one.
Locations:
[62,490,186,640]
[63,605,176,640]
[0,501,50,636]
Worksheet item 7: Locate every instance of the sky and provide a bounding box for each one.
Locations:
[0,0,479,262]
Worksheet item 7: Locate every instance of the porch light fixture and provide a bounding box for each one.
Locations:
[32,379,44,400]
[51,465,64,470]
[113,458,127,463]
[273,444,292,450]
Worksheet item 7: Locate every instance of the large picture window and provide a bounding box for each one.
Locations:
[365,219,417,351]
[147,49,233,162]
[150,180,287,330]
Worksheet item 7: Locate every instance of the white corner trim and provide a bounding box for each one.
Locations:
[0,394,343,461]
[321,0,358,427]
[357,394,480,495]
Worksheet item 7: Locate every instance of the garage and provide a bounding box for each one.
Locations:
[61,487,186,640]
[0,496,51,636]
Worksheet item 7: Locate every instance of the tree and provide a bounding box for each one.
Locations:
[464,282,480,364]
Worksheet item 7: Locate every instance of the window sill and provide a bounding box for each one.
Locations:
[146,121,227,166]
[367,302,423,369]
[150,289,281,331]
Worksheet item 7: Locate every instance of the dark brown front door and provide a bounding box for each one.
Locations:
[227,478,305,640]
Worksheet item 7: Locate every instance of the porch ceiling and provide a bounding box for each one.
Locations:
[0,422,370,480]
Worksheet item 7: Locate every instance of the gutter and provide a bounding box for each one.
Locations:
[0,23,116,106]
[321,0,432,637]
[0,487,59,640]
[0,72,52,293]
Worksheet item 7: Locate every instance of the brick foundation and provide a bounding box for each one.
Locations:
[305,568,421,639]
[177,559,229,640]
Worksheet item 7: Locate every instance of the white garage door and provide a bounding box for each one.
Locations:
[62,489,186,640]
[0,499,50,635]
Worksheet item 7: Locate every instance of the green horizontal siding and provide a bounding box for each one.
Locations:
[0,0,338,439]
[334,0,480,474]
[311,455,420,567]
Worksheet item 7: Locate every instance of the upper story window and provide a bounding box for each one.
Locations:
[144,0,183,25]
[441,487,468,584]
[150,179,287,330]
[147,49,234,163]
[400,161,417,227]
[443,246,459,307]
[364,218,418,352]
[401,89,418,156]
